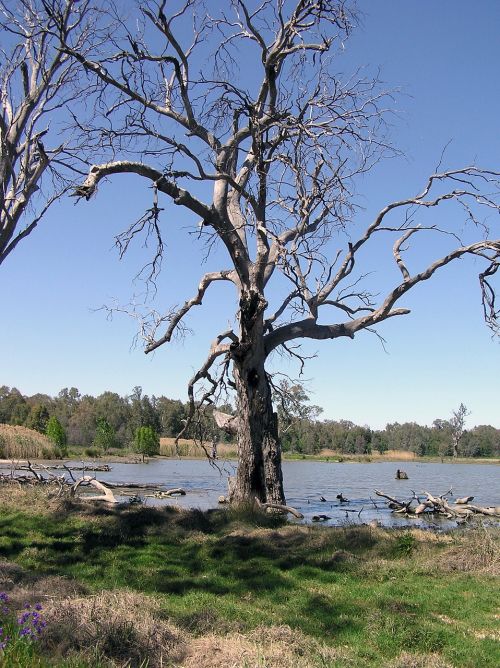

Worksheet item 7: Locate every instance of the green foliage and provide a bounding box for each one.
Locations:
[133,426,159,460]
[45,416,67,455]
[395,531,416,556]
[83,446,101,458]
[26,404,50,434]
[1,385,499,457]
[93,417,117,453]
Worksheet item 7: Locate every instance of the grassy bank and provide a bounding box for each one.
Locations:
[0,485,498,667]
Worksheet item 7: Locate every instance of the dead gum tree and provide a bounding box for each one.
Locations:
[51,0,499,505]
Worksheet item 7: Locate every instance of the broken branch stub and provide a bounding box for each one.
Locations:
[213,410,240,436]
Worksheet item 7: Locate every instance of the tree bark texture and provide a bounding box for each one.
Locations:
[230,290,285,505]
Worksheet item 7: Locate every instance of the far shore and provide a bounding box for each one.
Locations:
[1,450,499,467]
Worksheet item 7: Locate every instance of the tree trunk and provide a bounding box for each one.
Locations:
[230,290,285,505]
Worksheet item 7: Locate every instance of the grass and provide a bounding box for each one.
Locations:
[0,425,56,460]
[0,485,498,667]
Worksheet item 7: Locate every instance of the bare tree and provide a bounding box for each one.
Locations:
[58,0,499,504]
[450,403,470,458]
[0,0,98,266]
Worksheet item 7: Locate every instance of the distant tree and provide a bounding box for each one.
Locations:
[94,392,130,446]
[93,417,117,454]
[155,397,187,437]
[450,403,470,458]
[0,386,27,424]
[128,387,161,442]
[134,426,160,462]
[462,425,500,458]
[372,432,388,455]
[26,404,50,433]
[45,415,67,455]
[67,395,97,446]
[275,381,323,452]
[53,387,81,426]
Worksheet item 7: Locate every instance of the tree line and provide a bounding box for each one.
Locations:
[282,417,500,459]
[0,385,497,459]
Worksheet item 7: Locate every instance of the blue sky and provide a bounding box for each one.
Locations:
[1,0,499,430]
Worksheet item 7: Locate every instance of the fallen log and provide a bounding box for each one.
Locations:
[455,495,474,505]
[71,476,118,504]
[47,463,112,472]
[153,488,186,498]
[374,490,407,509]
[256,500,304,519]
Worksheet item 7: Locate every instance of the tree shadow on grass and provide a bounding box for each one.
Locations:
[0,503,389,641]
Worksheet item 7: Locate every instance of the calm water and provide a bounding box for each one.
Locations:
[90,458,499,527]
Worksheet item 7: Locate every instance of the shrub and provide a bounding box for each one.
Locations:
[84,446,101,458]
[93,417,117,453]
[134,426,159,461]
[45,416,67,456]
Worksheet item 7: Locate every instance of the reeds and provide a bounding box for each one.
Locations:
[0,424,56,459]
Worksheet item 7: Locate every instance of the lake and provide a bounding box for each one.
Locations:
[92,458,499,528]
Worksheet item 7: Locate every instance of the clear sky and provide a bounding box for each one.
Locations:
[1,0,499,430]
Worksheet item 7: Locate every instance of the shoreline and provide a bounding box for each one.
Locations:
[1,453,499,467]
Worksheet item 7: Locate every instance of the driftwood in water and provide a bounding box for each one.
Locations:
[257,500,304,519]
[104,481,164,490]
[71,476,118,504]
[395,469,408,480]
[455,495,474,505]
[47,463,111,472]
[375,488,500,519]
[152,488,186,498]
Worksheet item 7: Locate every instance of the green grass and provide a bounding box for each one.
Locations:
[0,487,498,667]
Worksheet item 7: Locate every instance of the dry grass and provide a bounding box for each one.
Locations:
[437,525,500,575]
[41,590,185,667]
[386,651,454,668]
[379,450,417,461]
[0,424,56,459]
[0,560,87,610]
[0,481,63,514]
[317,448,417,461]
[160,437,237,458]
[180,624,354,668]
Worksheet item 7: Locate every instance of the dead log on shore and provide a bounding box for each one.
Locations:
[71,476,118,504]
